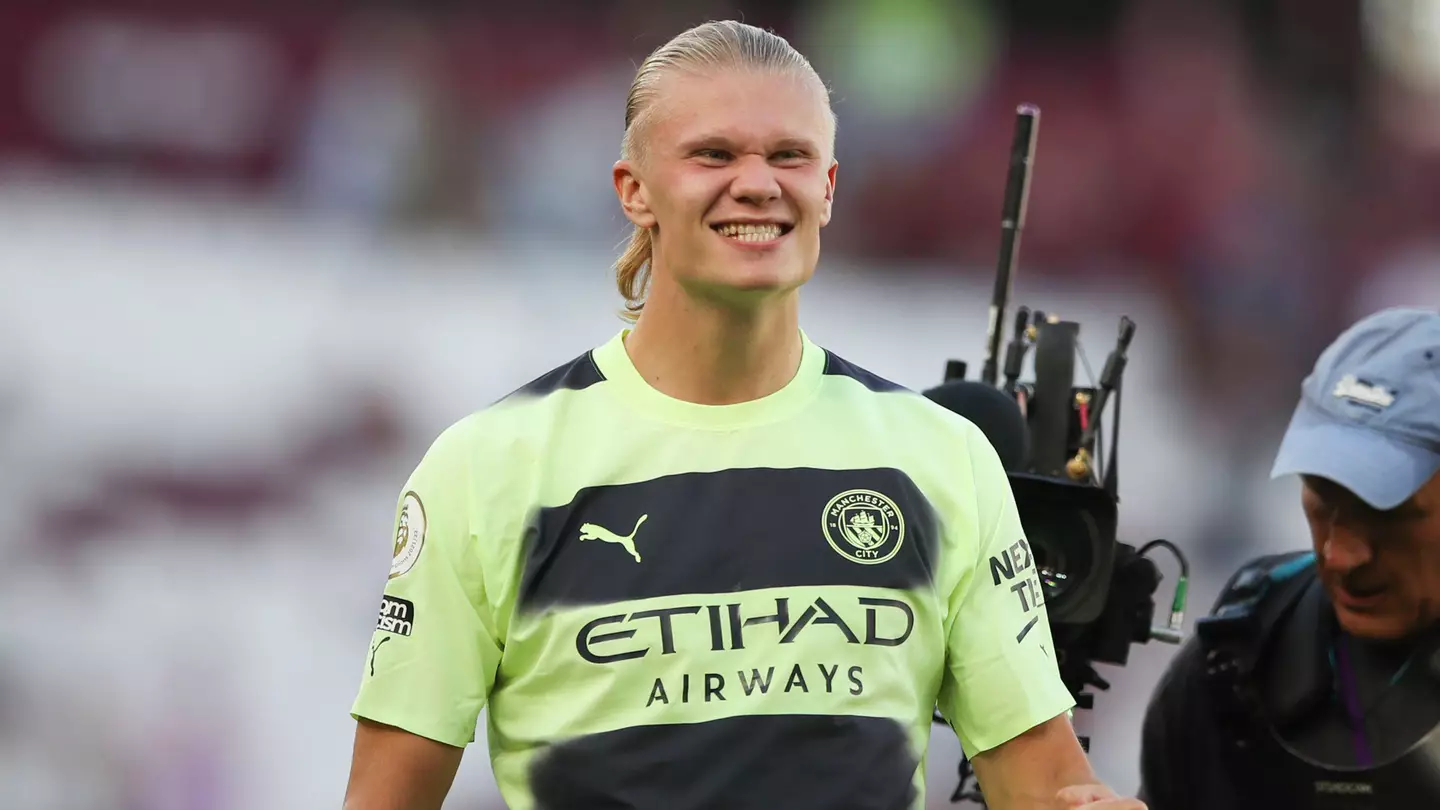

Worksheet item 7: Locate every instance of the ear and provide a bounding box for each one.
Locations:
[613,159,657,229]
[819,159,838,227]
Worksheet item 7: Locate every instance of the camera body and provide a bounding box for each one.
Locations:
[937,313,1171,698]
[929,313,1184,805]
[925,105,1189,805]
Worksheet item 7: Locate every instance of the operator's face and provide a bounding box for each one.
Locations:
[613,69,837,308]
[1305,472,1440,640]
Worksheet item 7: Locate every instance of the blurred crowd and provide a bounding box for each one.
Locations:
[6,0,1440,437]
[4,0,1440,808]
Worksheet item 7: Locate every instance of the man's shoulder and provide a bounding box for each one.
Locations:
[1145,551,1319,710]
[814,345,980,438]
[1139,554,1322,809]
[815,346,913,395]
[420,348,609,462]
[1210,550,1318,614]
[500,348,608,402]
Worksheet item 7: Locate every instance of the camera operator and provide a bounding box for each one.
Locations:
[1136,307,1440,809]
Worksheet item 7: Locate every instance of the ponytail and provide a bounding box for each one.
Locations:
[614,224,653,322]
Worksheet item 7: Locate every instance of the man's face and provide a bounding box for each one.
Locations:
[613,69,837,308]
[1304,472,1440,639]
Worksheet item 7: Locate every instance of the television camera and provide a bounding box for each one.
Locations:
[923,105,1193,805]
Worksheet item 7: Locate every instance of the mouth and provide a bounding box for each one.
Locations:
[711,222,793,244]
[1333,581,1390,610]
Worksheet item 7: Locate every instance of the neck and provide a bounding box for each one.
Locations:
[623,281,803,406]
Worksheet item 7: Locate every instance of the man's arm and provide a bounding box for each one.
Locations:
[345,418,505,809]
[937,422,1139,808]
[969,713,1106,807]
[343,719,464,810]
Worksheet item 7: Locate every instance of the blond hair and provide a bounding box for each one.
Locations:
[613,20,834,322]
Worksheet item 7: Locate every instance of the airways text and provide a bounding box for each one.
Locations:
[646,662,864,707]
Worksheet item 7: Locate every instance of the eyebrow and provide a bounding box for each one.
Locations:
[1392,499,1429,519]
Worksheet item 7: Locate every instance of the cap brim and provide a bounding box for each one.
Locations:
[1271,403,1440,510]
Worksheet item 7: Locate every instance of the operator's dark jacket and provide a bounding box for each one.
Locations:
[1137,552,1440,810]
[1139,551,1329,810]
[1137,552,1312,809]
[1136,625,1241,809]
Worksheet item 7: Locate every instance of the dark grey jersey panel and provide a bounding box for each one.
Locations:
[518,467,941,614]
[821,351,910,394]
[529,714,919,810]
[503,351,606,401]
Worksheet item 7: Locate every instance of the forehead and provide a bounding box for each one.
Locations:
[647,69,832,153]
[1303,474,1437,518]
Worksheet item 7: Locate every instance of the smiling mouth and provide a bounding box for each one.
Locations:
[1334,580,1389,608]
[1345,584,1386,598]
[712,222,792,242]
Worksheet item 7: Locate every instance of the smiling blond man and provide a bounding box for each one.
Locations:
[342,20,1140,810]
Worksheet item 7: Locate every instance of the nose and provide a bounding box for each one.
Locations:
[1318,520,1374,574]
[728,155,781,204]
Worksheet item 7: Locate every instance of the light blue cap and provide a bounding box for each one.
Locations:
[1271,307,1440,510]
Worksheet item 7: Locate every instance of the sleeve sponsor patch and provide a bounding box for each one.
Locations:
[377,595,415,636]
[388,491,426,579]
[985,536,1046,644]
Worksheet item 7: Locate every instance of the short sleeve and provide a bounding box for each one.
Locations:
[937,423,1075,758]
[350,420,503,748]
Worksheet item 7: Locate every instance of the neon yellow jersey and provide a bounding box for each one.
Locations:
[351,329,1074,810]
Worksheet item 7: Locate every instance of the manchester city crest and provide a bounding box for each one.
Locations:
[822,489,904,565]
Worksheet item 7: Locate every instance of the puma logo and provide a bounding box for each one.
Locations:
[369,637,390,677]
[578,514,648,563]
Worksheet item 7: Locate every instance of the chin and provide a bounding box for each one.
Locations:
[731,270,809,292]
[1334,607,1413,641]
[703,261,812,297]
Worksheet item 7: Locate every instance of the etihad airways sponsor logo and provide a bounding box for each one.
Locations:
[574,595,915,665]
[575,594,916,709]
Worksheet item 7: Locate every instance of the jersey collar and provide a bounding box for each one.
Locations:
[591,328,825,430]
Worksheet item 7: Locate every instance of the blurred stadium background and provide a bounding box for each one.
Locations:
[3,0,1440,807]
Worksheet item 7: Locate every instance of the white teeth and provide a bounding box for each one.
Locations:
[717,223,783,241]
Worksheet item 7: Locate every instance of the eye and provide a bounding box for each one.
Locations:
[694,149,731,162]
[1301,494,1330,522]
[772,150,808,164]
[1370,505,1423,527]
